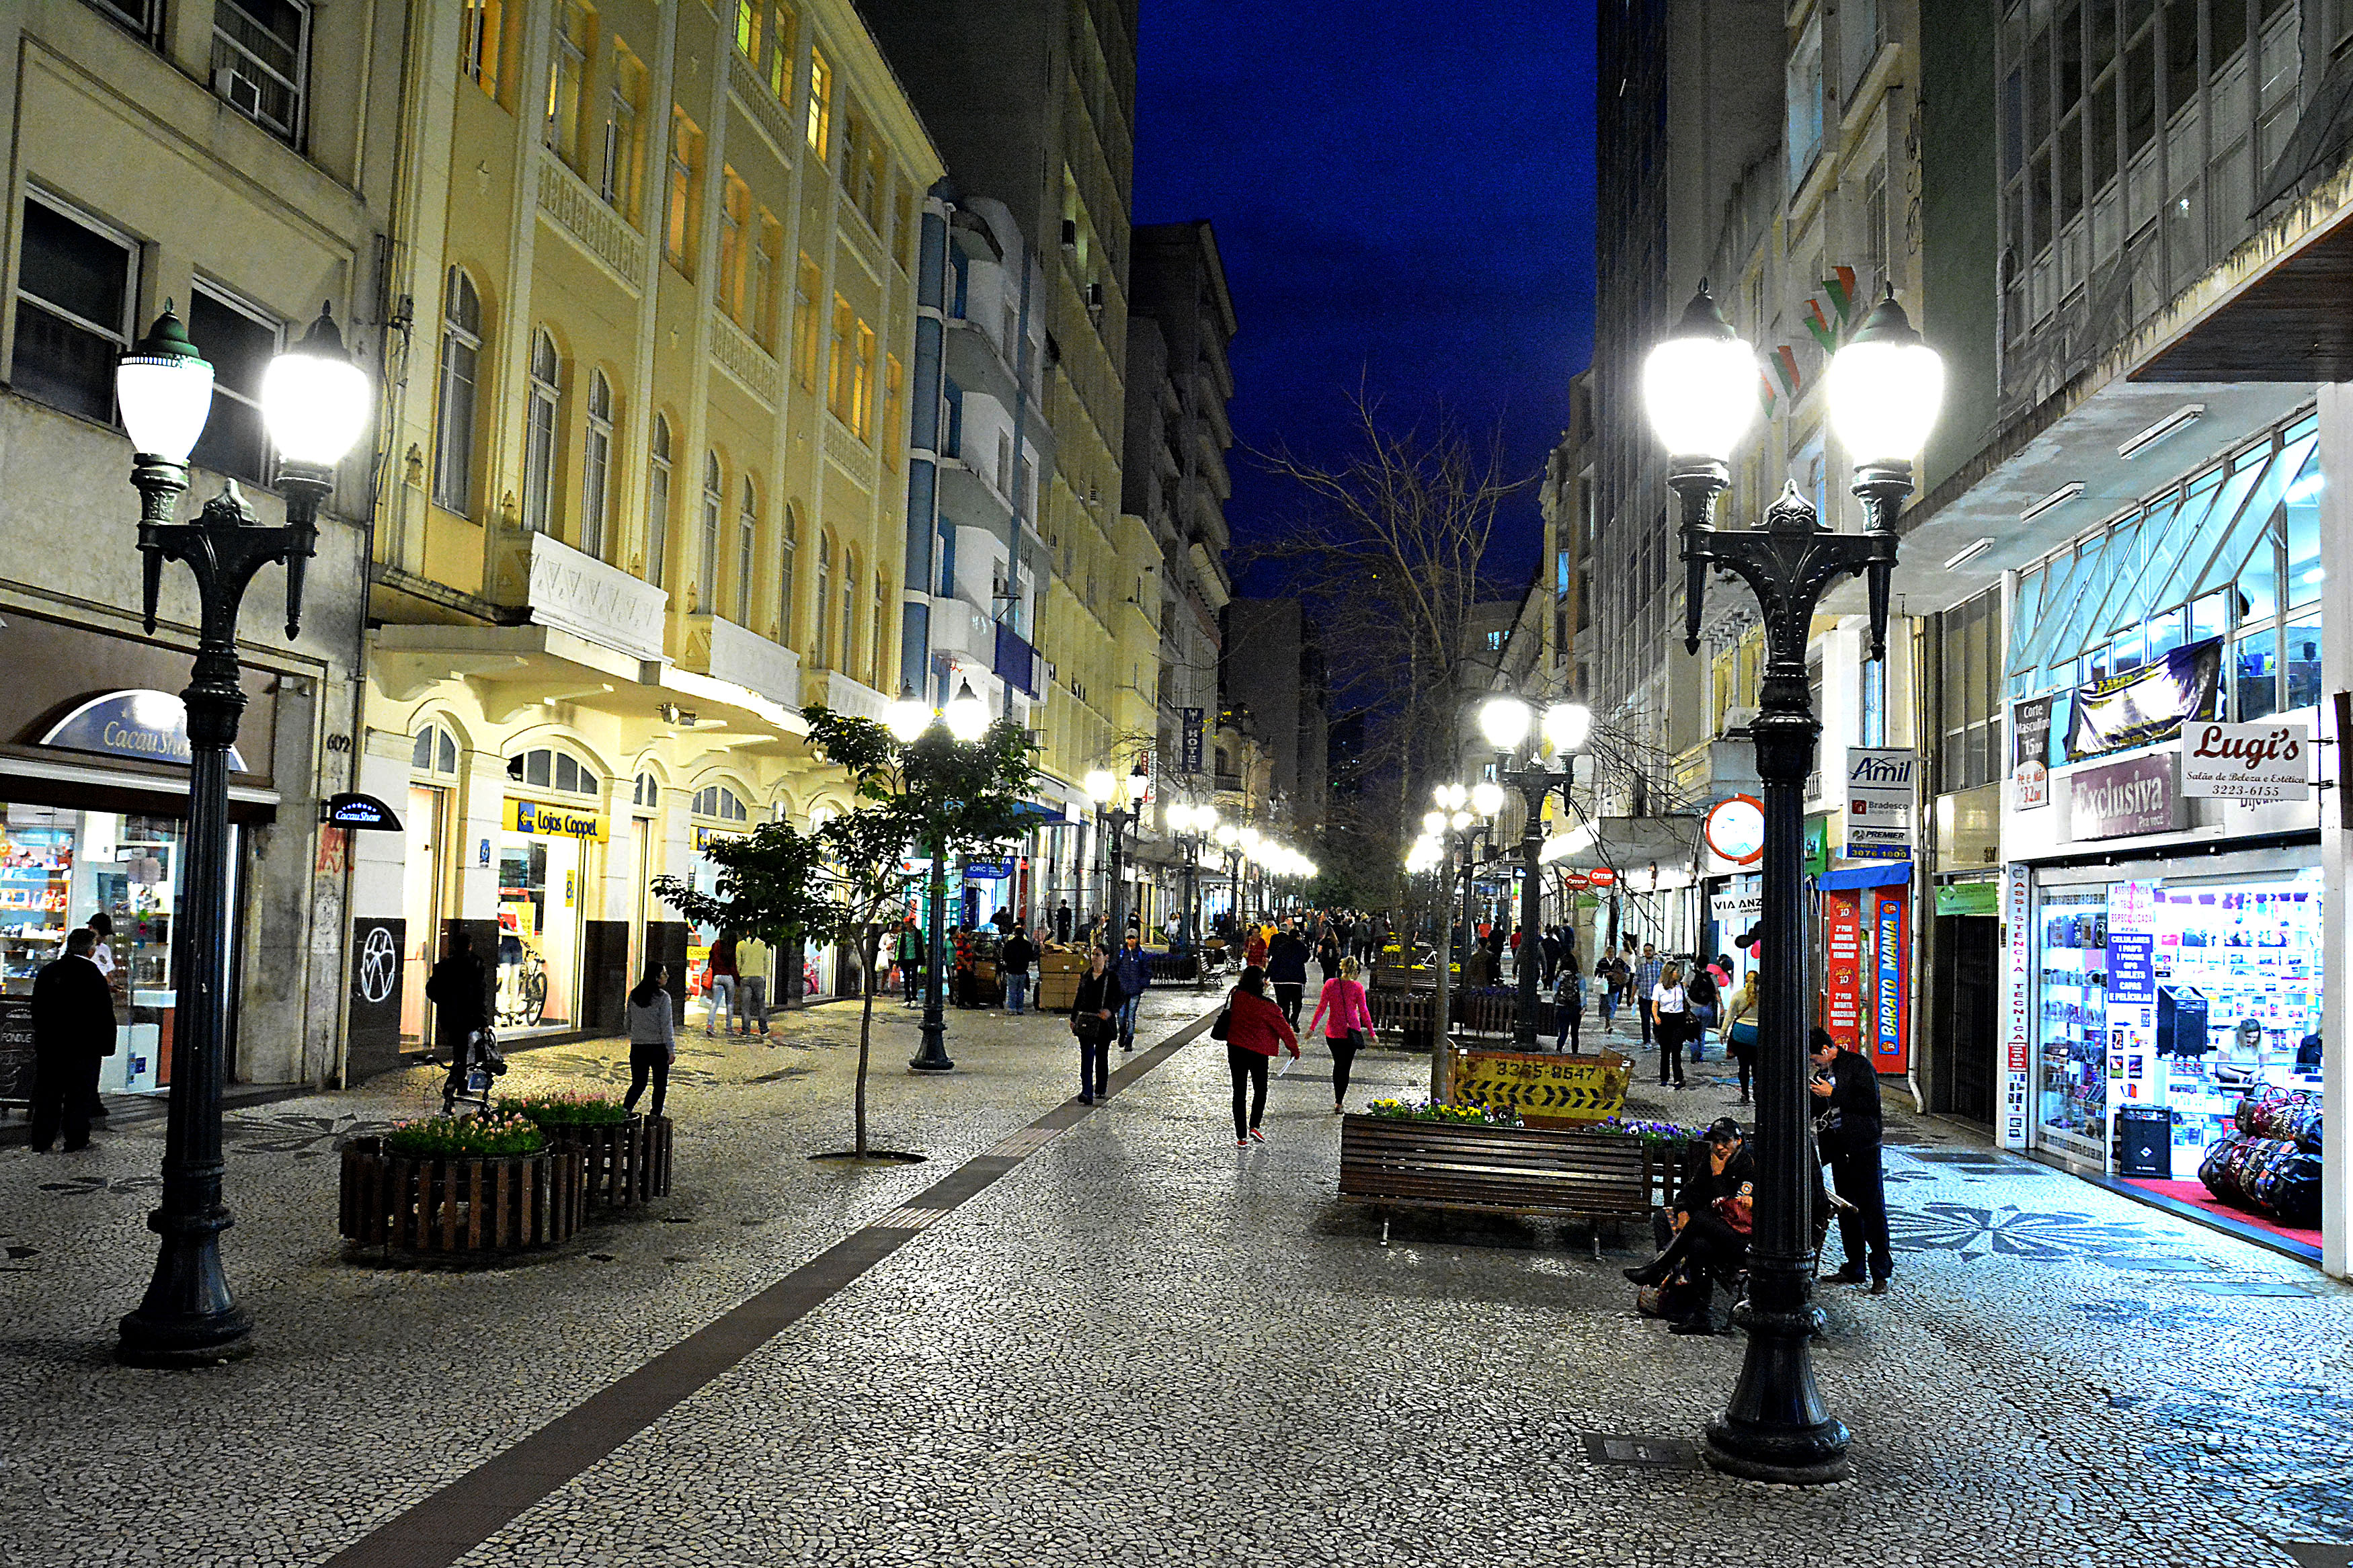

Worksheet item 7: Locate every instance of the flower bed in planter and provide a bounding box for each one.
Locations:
[339,1116,586,1255]
[495,1094,673,1206]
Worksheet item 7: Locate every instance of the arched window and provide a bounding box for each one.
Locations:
[581,370,614,560]
[698,452,723,612]
[815,532,834,668]
[737,476,758,624]
[522,328,561,532]
[506,747,600,796]
[690,784,748,821]
[633,771,661,808]
[779,504,799,646]
[646,414,672,587]
[411,723,461,778]
[432,268,483,511]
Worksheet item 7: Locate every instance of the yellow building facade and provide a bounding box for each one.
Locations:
[351,0,941,1068]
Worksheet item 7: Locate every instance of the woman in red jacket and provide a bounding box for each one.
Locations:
[1223,964,1298,1147]
[1304,955,1378,1114]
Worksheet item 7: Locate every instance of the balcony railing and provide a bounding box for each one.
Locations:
[682,612,799,708]
[517,530,666,663]
[994,622,1040,697]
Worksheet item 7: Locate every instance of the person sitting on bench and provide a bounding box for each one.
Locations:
[1624,1117,1754,1335]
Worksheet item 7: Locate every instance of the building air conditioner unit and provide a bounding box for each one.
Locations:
[1085,282,1105,313]
[214,67,262,118]
[1723,705,1759,733]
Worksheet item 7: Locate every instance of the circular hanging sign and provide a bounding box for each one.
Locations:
[1704,794,1767,866]
[1587,867,1618,888]
[1558,870,1592,891]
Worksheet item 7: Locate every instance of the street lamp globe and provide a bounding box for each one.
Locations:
[115,304,215,464]
[884,685,930,742]
[1421,809,1446,835]
[1449,810,1473,831]
[1434,782,1467,811]
[1237,825,1261,851]
[1542,700,1593,755]
[1083,768,1115,804]
[1214,823,1238,848]
[1197,805,1219,834]
[1825,290,1946,470]
[1642,284,1758,462]
[1470,780,1505,817]
[262,304,371,468]
[943,679,988,743]
[1478,694,1532,752]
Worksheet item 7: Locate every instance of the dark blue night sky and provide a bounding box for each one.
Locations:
[1133,1,1598,586]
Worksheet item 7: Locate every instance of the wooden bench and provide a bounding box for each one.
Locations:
[1338,1114,1687,1255]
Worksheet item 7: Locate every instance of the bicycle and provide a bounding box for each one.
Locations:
[440,1026,508,1116]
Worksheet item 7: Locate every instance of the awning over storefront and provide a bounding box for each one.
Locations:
[1819,862,1913,892]
[1544,813,1700,873]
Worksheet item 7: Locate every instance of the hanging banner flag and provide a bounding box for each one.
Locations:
[2063,637,2221,760]
[2012,694,2055,810]
[1802,298,1838,352]
[1771,344,1802,398]
[1821,265,1859,325]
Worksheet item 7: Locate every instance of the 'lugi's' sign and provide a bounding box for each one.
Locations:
[2180,720,2310,802]
[2066,751,2182,839]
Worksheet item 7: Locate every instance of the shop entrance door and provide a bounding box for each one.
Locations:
[401,784,446,1048]
[1931,914,1999,1123]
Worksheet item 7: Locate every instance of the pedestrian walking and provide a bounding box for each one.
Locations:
[26,927,114,1151]
[1053,899,1074,945]
[424,928,489,1108]
[623,963,676,1120]
[992,904,1015,936]
[1219,964,1298,1145]
[1069,947,1127,1104]
[1266,920,1312,1024]
[1304,955,1376,1112]
[1000,921,1037,1015]
[1553,954,1585,1053]
[894,916,923,1007]
[1594,951,1626,1033]
[1351,915,1374,964]
[1632,942,1665,1049]
[1811,1028,1893,1292]
[1314,923,1342,982]
[1724,972,1760,1103]
[1111,931,1152,1050]
[704,932,737,1035]
[1686,962,1719,1063]
[733,933,772,1036]
[1651,962,1691,1088]
[1242,922,1269,973]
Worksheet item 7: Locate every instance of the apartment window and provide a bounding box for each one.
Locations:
[732,0,763,62]
[646,414,673,587]
[212,0,309,142]
[805,48,833,160]
[751,217,782,346]
[1786,19,1825,192]
[461,0,503,97]
[1860,167,1889,294]
[851,319,876,440]
[581,370,613,561]
[666,111,702,272]
[815,532,834,667]
[601,47,645,215]
[941,378,963,457]
[188,288,280,483]
[545,2,590,166]
[840,550,859,677]
[736,477,757,624]
[995,430,1012,497]
[893,181,916,273]
[718,171,750,323]
[779,505,798,644]
[826,294,854,423]
[12,194,135,426]
[882,353,904,463]
[85,0,163,41]
[1938,588,2003,792]
[870,573,887,688]
[793,256,822,388]
[432,267,483,512]
[698,452,723,612]
[1840,0,1881,97]
[522,329,561,533]
[768,3,797,101]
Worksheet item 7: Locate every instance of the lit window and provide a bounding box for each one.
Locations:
[212,0,311,144]
[826,294,854,423]
[459,0,502,97]
[544,2,589,165]
[768,4,797,102]
[11,193,135,426]
[432,268,483,512]
[733,0,761,60]
[600,46,645,214]
[666,110,702,271]
[581,370,614,561]
[805,47,832,159]
[522,328,561,533]
[851,319,876,440]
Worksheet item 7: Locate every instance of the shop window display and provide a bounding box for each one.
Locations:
[2034,890,2108,1162]
[2151,876,2321,1167]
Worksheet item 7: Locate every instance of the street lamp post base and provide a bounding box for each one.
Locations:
[1700,1298,1850,1485]
[118,1216,252,1366]
[117,1305,253,1368]
[908,1020,955,1073]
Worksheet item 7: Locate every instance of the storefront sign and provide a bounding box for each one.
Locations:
[2066,752,2182,840]
[2001,864,2032,1150]
[1710,875,1761,928]
[39,689,248,772]
[1823,891,1864,1050]
[1872,887,1909,1075]
[963,859,1012,880]
[346,917,405,1083]
[2063,638,2219,761]
[1180,708,1205,774]
[1587,867,1618,888]
[2179,720,2311,802]
[1702,795,1765,865]
[1558,870,1592,891]
[323,792,403,830]
[1803,815,1831,876]
[1934,880,2000,917]
[506,799,608,843]
[1844,749,1915,859]
[2013,695,2055,810]
[692,825,742,852]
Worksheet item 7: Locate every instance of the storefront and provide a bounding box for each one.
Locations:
[497,746,608,1037]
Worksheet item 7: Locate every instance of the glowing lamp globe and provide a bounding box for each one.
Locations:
[1643,285,1758,462]
[943,679,988,743]
[116,304,215,465]
[1470,780,1505,817]
[262,304,371,468]
[884,686,930,742]
[1478,695,1532,752]
[1825,290,1946,468]
[1543,701,1593,754]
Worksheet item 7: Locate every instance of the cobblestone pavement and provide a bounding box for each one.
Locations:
[1,987,2348,1567]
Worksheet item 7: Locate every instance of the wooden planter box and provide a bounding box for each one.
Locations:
[550,1115,673,1206]
[338,1138,586,1255]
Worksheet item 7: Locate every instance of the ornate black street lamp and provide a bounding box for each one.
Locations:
[1477,695,1593,1049]
[1166,801,1216,983]
[887,678,989,1072]
[114,302,370,1365]
[1645,282,1943,1483]
[1084,759,1148,946]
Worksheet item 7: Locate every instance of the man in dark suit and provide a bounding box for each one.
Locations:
[1812,1027,1892,1291]
[29,927,116,1152]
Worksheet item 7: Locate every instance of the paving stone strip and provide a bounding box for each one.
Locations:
[317,1007,1219,1568]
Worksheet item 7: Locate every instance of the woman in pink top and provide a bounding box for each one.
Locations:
[1304,956,1378,1113]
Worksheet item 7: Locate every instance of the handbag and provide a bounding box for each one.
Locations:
[1343,1027,1366,1051]
[1210,1005,1231,1041]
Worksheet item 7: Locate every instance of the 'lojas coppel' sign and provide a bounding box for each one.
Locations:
[2180,720,2311,802]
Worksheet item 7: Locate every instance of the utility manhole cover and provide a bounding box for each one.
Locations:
[2182,1279,2317,1298]
[2112,1257,2216,1273]
[1581,1433,1701,1469]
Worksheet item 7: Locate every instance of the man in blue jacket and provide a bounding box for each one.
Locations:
[1110,931,1152,1051]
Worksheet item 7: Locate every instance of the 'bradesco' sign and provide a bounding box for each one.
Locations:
[506,798,608,842]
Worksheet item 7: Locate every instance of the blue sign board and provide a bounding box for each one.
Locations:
[2107,931,2155,1005]
[962,859,1013,880]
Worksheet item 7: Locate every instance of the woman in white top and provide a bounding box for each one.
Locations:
[1651,962,1690,1089]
